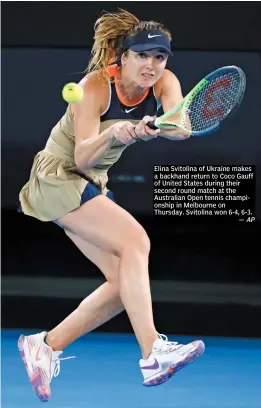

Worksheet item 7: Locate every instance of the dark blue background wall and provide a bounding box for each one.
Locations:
[2,2,261,51]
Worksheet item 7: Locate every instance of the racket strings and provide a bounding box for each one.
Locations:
[189,71,242,131]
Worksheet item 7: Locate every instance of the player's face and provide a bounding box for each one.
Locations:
[122,49,168,88]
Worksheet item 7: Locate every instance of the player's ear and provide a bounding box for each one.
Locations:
[121,51,128,66]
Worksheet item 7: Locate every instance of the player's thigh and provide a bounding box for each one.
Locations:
[57,195,150,257]
[64,229,120,284]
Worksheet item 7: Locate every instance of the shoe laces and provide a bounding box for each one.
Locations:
[51,351,76,378]
[157,333,183,353]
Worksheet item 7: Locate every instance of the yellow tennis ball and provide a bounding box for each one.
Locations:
[62,83,84,104]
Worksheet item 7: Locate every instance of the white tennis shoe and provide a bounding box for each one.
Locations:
[140,334,205,386]
[18,331,74,402]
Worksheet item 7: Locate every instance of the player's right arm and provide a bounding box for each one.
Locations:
[73,73,116,171]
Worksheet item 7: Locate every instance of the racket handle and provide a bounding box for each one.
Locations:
[146,120,158,130]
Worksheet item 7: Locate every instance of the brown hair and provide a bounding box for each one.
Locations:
[86,9,172,81]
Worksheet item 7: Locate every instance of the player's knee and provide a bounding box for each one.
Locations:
[120,224,150,257]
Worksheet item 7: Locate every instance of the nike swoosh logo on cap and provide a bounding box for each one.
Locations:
[148,34,162,38]
[141,358,160,370]
[125,107,137,113]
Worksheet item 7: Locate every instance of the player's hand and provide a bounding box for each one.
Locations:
[134,116,161,142]
[111,121,139,145]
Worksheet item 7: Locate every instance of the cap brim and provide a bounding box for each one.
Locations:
[130,43,173,56]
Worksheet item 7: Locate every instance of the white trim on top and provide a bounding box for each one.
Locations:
[100,79,112,117]
[153,85,162,111]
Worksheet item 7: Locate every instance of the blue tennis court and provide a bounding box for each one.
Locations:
[2,330,260,408]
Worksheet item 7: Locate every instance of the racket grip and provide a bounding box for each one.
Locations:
[146,120,158,130]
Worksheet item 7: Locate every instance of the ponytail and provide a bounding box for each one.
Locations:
[86,9,139,81]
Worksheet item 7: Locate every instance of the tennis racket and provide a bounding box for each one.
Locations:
[147,65,246,136]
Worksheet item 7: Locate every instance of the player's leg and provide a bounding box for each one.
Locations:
[18,195,205,401]
[45,230,125,351]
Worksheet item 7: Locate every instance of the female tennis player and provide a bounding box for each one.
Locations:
[18,9,205,402]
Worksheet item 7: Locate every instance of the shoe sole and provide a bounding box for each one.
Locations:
[18,334,50,402]
[143,340,205,386]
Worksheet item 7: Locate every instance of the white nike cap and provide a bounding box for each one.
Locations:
[122,30,173,55]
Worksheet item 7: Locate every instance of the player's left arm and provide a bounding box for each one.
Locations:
[158,69,190,140]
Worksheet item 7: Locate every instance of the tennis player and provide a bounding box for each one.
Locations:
[18,9,205,402]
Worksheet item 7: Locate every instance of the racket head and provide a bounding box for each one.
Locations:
[155,66,246,136]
